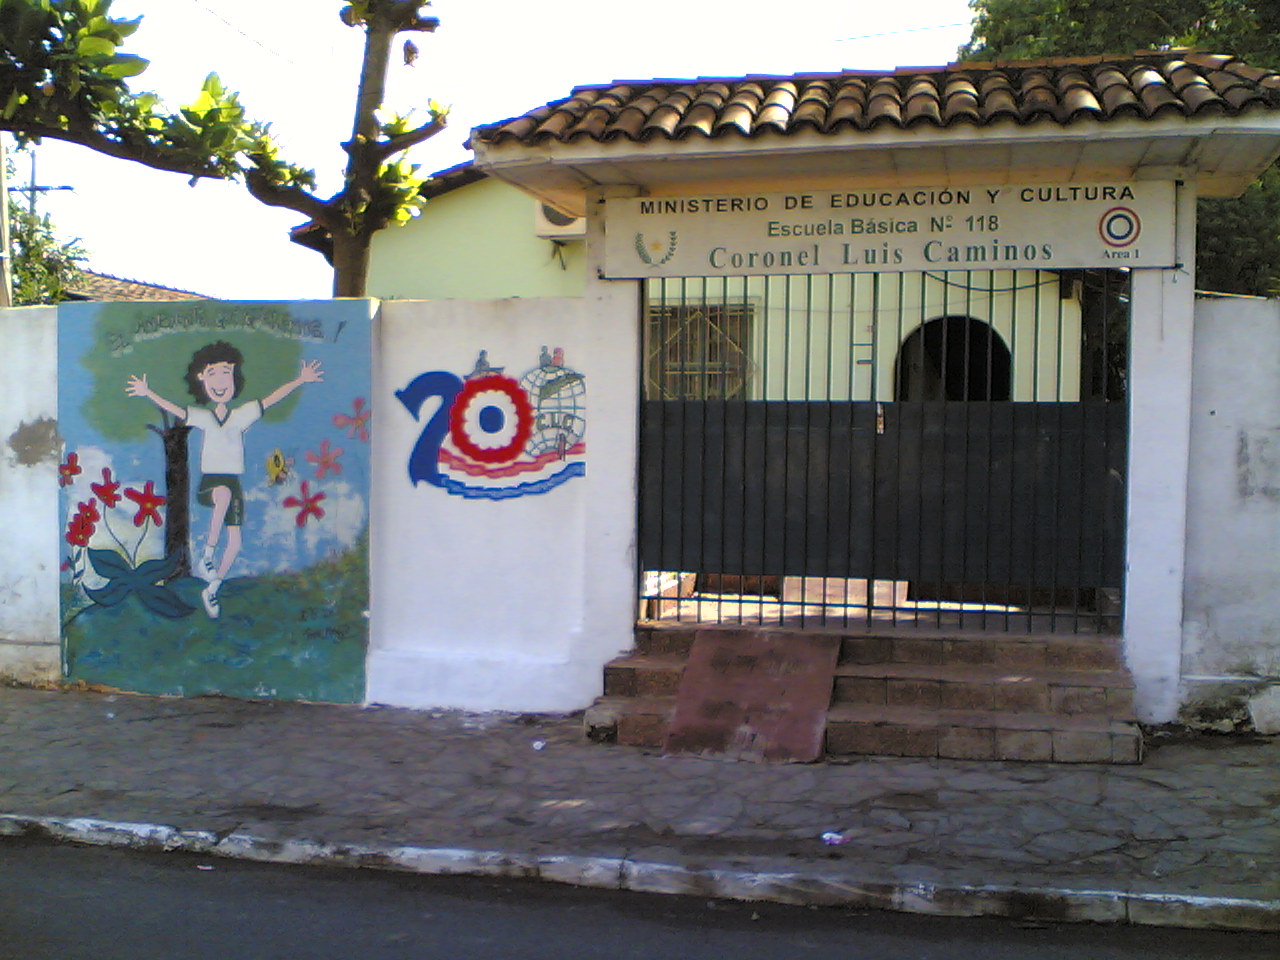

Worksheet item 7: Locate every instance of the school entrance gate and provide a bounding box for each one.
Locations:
[637,267,1131,634]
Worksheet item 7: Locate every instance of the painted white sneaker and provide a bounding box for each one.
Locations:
[196,552,218,582]
[201,580,222,620]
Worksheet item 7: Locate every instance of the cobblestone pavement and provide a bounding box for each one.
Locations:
[1,686,1277,930]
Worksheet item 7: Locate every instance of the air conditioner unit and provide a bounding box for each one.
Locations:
[534,202,586,240]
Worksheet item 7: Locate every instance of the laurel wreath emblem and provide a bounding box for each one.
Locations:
[634,231,678,266]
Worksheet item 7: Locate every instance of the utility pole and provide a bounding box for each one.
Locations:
[0,144,74,308]
[0,136,12,308]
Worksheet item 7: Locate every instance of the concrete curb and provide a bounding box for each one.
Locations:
[3,813,1277,932]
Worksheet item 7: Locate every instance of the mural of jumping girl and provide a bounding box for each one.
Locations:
[126,341,324,619]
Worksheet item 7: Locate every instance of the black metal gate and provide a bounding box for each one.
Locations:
[637,269,1130,632]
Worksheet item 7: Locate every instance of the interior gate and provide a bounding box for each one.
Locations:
[637,268,1131,632]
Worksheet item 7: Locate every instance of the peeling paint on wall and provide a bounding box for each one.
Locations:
[7,418,61,466]
[1237,427,1280,503]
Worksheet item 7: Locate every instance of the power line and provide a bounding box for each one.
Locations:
[839,22,970,43]
[180,0,297,65]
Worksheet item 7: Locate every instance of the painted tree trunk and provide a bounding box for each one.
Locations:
[159,421,192,581]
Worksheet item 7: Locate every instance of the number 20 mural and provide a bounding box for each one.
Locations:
[397,347,586,500]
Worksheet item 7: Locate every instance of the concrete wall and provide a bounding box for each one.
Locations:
[367,177,586,301]
[368,287,638,711]
[0,306,61,682]
[1183,295,1280,718]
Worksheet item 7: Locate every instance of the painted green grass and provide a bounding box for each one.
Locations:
[62,535,369,703]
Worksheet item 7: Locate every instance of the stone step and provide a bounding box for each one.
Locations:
[832,662,1136,718]
[584,695,675,749]
[585,696,1143,763]
[825,704,1143,763]
[633,624,1125,672]
[839,633,1125,672]
[603,654,686,698]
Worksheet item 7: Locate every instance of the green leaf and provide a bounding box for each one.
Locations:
[86,547,132,579]
[84,578,133,607]
[101,53,147,79]
[134,582,195,619]
[76,35,116,58]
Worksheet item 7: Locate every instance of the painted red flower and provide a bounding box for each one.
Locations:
[58,452,81,487]
[124,480,165,528]
[283,480,326,527]
[306,439,344,480]
[65,499,99,546]
[333,397,371,442]
[90,467,122,508]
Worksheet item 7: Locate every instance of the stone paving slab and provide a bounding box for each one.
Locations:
[1,686,1278,931]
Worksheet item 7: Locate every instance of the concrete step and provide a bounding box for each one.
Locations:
[584,696,1143,763]
[825,704,1143,763]
[584,695,675,749]
[603,654,686,698]
[832,662,1136,719]
[634,623,1126,672]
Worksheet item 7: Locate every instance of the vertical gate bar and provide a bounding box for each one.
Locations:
[896,270,910,627]
[805,273,819,625]
[739,274,752,626]
[914,270,930,628]
[864,271,878,629]
[654,277,671,623]
[693,276,713,625]
[942,271,952,632]
[673,277,689,624]
[1050,268,1066,633]
[983,270,1004,631]
[957,271,978,630]
[1029,270,1044,634]
[978,270,995,629]
[781,273,794,627]
[855,271,865,632]
[716,275,729,627]
[650,276,662,622]
[823,271,839,626]
[756,274,771,625]
[1063,272,1085,633]
[742,273,755,626]
[640,278,652,620]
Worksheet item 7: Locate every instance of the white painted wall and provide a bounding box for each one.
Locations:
[1122,181,1197,723]
[0,306,61,682]
[368,286,639,712]
[1182,296,1280,698]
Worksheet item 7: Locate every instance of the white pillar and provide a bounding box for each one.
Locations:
[1123,180,1197,722]
[579,188,642,680]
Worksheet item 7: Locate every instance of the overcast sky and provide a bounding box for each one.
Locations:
[12,0,976,299]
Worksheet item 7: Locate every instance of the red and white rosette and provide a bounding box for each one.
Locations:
[448,375,534,464]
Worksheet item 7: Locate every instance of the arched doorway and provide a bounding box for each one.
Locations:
[896,315,1011,402]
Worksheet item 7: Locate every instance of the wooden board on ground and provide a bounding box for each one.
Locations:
[663,629,839,762]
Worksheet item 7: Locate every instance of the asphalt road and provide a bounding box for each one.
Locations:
[1,839,1275,960]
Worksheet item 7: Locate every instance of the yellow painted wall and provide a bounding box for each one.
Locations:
[367,177,586,300]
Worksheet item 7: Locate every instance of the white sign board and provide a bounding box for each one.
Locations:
[603,182,1177,278]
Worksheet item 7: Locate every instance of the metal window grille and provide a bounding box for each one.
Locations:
[637,269,1130,634]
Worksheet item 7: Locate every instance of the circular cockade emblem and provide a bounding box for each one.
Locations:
[1098,206,1141,248]
[448,375,534,464]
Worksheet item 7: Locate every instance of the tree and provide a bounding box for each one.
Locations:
[0,0,447,297]
[9,201,86,302]
[3,146,87,304]
[961,0,1280,295]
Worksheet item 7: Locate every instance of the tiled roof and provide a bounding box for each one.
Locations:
[66,270,209,301]
[472,52,1280,147]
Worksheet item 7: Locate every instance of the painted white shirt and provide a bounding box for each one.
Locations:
[185,401,263,475]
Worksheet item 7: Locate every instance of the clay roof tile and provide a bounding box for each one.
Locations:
[470,52,1280,147]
